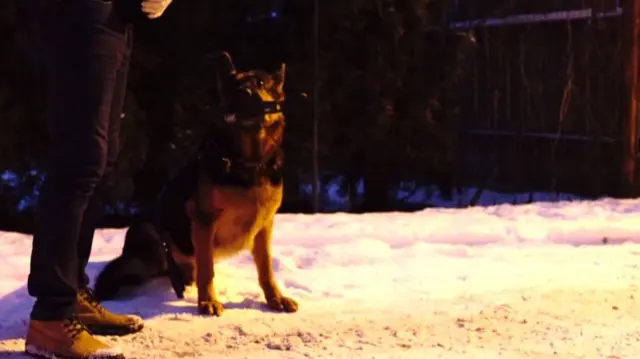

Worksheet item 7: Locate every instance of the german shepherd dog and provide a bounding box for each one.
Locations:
[93,52,298,316]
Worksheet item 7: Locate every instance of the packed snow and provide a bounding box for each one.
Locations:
[0,196,639,358]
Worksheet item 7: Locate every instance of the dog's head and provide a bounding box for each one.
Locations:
[207,52,286,169]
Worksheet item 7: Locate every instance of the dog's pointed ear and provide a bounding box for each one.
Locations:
[274,63,286,92]
[214,51,236,77]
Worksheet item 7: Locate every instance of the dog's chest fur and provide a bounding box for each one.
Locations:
[202,183,283,262]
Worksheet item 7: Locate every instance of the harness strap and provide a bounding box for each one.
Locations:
[198,135,280,178]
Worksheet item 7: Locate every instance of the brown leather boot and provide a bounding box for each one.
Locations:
[76,289,144,336]
[25,317,124,359]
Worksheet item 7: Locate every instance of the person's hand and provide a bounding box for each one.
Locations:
[141,0,173,19]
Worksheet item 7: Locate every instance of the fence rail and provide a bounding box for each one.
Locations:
[450,7,623,29]
[452,0,637,196]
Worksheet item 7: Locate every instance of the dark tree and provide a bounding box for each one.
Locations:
[0,0,473,231]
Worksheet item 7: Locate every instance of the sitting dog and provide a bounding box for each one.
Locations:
[94,52,298,316]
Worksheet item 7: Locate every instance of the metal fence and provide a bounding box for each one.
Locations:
[451,0,635,197]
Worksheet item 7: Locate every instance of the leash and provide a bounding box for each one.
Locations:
[153,180,186,299]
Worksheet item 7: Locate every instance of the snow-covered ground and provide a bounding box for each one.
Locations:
[1,197,640,358]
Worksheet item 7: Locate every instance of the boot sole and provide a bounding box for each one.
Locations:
[25,344,125,359]
[85,322,144,336]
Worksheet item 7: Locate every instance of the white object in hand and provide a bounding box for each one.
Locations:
[141,0,173,19]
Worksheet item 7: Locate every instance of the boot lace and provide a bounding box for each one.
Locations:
[63,316,90,341]
[79,288,106,314]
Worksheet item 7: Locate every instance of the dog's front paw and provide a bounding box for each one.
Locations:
[266,295,299,313]
[198,300,224,316]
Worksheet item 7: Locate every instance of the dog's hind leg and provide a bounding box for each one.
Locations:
[93,222,166,301]
[177,262,195,285]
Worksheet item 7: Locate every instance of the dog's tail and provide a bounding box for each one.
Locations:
[93,222,167,301]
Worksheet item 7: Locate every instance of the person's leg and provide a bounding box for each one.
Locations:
[77,25,133,292]
[76,185,105,290]
[25,0,131,357]
[28,0,129,322]
[74,26,144,336]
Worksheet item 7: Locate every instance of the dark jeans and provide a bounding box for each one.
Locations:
[28,0,134,321]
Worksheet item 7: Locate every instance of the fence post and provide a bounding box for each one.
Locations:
[311,0,320,212]
[622,0,640,195]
